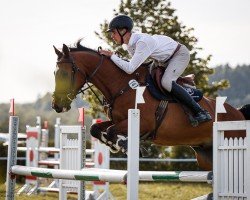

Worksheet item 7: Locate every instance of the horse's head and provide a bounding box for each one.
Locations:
[52,44,86,113]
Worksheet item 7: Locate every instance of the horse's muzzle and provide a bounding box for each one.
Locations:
[52,103,63,113]
[52,101,71,113]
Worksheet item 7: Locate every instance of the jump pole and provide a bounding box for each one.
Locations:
[127,109,140,200]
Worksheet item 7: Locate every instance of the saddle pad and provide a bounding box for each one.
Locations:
[146,75,203,102]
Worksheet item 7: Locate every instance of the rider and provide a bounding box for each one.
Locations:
[100,14,212,124]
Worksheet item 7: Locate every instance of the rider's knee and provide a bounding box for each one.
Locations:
[161,78,172,92]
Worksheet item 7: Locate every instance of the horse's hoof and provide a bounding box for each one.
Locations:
[105,140,120,153]
[109,145,120,153]
[109,148,119,153]
[121,148,127,154]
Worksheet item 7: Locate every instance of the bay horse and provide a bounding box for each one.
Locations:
[52,41,250,170]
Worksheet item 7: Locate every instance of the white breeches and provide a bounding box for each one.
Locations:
[161,45,190,92]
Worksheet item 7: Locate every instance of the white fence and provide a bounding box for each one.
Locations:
[213,121,250,199]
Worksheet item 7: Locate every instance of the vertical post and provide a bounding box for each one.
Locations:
[78,126,85,200]
[212,122,218,200]
[79,108,85,200]
[59,126,85,200]
[6,116,19,200]
[127,109,140,200]
[246,121,250,198]
[54,118,61,161]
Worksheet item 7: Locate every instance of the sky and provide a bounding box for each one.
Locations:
[0,0,250,103]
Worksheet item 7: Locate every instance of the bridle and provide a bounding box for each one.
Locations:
[53,52,104,105]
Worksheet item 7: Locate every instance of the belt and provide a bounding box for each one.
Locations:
[164,43,181,63]
[154,43,182,67]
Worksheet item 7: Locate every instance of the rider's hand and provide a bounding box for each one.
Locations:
[99,50,113,57]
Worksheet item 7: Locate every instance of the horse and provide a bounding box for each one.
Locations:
[52,41,250,171]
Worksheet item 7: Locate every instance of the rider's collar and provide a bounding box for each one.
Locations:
[128,32,138,47]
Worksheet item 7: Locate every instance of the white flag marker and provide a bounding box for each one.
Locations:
[135,86,146,108]
[215,96,227,121]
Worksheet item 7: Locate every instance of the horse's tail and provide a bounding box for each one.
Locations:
[239,104,250,120]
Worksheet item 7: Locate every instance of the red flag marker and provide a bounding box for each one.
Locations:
[78,108,84,126]
[44,121,48,129]
[95,119,102,123]
[9,98,15,116]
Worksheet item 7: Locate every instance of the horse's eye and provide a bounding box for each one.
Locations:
[59,71,69,79]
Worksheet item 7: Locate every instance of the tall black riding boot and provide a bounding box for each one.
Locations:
[171,82,212,124]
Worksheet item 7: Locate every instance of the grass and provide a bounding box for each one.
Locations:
[0,182,212,200]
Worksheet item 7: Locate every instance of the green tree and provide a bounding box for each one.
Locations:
[83,89,106,118]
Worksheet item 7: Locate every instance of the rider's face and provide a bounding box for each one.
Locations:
[110,29,122,44]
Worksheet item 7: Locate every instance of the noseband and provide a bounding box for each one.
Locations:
[53,54,104,102]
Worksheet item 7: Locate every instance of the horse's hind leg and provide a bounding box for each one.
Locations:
[191,146,213,171]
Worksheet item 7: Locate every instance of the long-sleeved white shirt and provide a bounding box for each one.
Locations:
[111,32,178,74]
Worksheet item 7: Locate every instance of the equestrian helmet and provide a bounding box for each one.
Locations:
[107,15,134,32]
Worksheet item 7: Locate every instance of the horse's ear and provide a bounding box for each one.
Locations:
[53,45,63,59]
[62,44,70,57]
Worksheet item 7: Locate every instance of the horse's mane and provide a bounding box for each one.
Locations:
[68,39,149,74]
[69,39,98,54]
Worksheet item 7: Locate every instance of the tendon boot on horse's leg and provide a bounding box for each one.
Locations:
[107,135,128,154]
[90,122,119,153]
[106,126,128,154]
[112,135,128,154]
[171,82,212,124]
[90,122,110,144]
[90,126,107,144]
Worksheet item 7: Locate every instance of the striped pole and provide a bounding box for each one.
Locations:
[17,147,95,155]
[10,166,212,183]
[6,116,19,200]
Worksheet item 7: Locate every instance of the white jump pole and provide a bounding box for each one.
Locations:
[6,116,19,200]
[127,109,140,200]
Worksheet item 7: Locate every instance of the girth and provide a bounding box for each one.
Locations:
[140,100,169,141]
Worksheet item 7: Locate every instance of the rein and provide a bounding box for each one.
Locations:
[54,53,104,105]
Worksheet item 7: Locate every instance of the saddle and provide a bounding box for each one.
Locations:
[146,65,203,102]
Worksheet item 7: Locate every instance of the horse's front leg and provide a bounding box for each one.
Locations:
[105,119,129,154]
[90,120,124,153]
[90,120,113,144]
[106,118,151,154]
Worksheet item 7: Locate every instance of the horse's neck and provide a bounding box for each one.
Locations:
[94,60,148,103]
[80,53,132,103]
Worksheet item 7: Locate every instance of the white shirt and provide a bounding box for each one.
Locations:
[110,32,178,74]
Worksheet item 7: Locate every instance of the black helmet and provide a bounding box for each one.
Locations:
[107,15,134,32]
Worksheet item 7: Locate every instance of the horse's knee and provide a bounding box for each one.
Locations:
[106,125,116,135]
[90,123,101,138]
[106,125,117,141]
